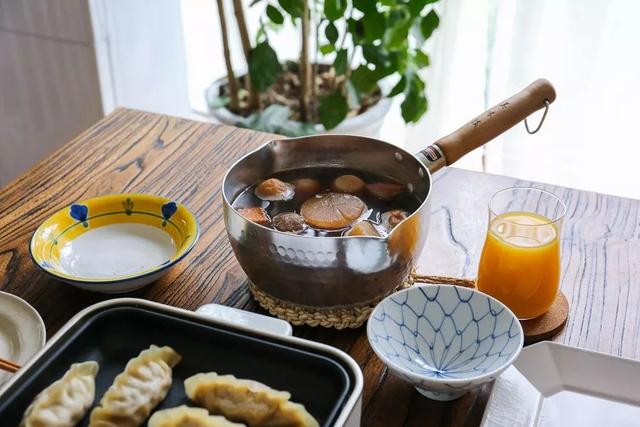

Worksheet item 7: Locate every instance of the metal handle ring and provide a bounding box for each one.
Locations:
[524,99,550,134]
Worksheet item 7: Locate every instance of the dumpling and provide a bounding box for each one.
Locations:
[185,373,289,426]
[21,361,99,427]
[148,405,244,427]
[184,373,318,427]
[261,401,319,427]
[89,345,181,427]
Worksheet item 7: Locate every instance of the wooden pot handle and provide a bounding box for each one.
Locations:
[417,78,556,173]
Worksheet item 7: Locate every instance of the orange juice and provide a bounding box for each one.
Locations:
[476,211,560,319]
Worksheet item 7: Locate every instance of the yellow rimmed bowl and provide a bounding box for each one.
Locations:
[30,194,199,293]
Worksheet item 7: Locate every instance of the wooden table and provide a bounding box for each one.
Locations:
[1,109,639,426]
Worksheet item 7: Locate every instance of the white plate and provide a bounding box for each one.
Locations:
[196,303,293,336]
[481,341,640,427]
[0,292,46,385]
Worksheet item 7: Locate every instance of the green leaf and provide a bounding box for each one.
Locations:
[414,50,430,67]
[362,44,389,66]
[334,49,348,75]
[320,44,335,55]
[421,10,440,39]
[324,0,347,21]
[248,41,282,91]
[401,74,428,123]
[325,21,339,44]
[409,0,438,16]
[346,79,361,108]
[384,8,412,50]
[266,5,284,25]
[388,76,406,97]
[353,0,376,12]
[389,50,409,73]
[350,65,379,94]
[235,105,316,137]
[250,0,264,6]
[318,91,349,129]
[362,11,385,42]
[347,18,365,45]
[278,0,303,18]
[255,24,267,44]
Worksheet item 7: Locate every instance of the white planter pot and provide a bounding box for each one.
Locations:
[205,77,393,139]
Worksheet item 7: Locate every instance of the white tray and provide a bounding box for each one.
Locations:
[481,341,640,427]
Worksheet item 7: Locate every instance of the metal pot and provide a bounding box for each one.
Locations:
[222,79,556,308]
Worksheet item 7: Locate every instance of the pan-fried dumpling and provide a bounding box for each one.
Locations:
[21,361,99,427]
[184,373,318,427]
[261,401,319,427]
[89,345,181,427]
[148,405,245,427]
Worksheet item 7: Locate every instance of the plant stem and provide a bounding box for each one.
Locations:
[312,5,321,121]
[300,0,311,122]
[215,0,239,110]
[232,0,261,110]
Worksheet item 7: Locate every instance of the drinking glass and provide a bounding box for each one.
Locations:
[476,187,566,320]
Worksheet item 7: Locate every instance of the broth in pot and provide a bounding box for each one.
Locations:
[232,167,421,238]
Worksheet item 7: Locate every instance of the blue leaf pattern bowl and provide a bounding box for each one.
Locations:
[367,285,523,401]
[30,193,199,293]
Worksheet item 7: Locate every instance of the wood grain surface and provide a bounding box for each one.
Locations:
[1,108,639,426]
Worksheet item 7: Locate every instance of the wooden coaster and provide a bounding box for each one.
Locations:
[521,291,569,344]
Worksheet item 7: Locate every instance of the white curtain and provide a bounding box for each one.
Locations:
[408,0,640,199]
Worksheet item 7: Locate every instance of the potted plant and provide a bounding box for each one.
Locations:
[208,0,440,137]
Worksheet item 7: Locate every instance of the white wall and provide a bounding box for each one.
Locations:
[91,0,192,118]
[0,0,103,186]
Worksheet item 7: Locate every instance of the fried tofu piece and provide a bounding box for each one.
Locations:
[365,182,405,201]
[237,207,271,226]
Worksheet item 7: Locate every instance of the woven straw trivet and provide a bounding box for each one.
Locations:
[249,272,569,340]
[248,272,475,329]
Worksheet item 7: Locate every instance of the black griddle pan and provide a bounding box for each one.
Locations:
[0,299,362,426]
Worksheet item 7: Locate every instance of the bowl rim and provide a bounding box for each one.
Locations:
[29,193,200,285]
[366,284,524,384]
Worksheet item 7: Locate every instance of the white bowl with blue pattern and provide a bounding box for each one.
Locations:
[367,285,523,401]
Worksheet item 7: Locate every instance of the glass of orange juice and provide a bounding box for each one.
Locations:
[476,187,566,320]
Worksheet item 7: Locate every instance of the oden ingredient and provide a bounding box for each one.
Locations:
[366,182,405,201]
[301,193,366,229]
[331,175,365,194]
[255,179,295,201]
[272,212,306,233]
[346,221,380,237]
